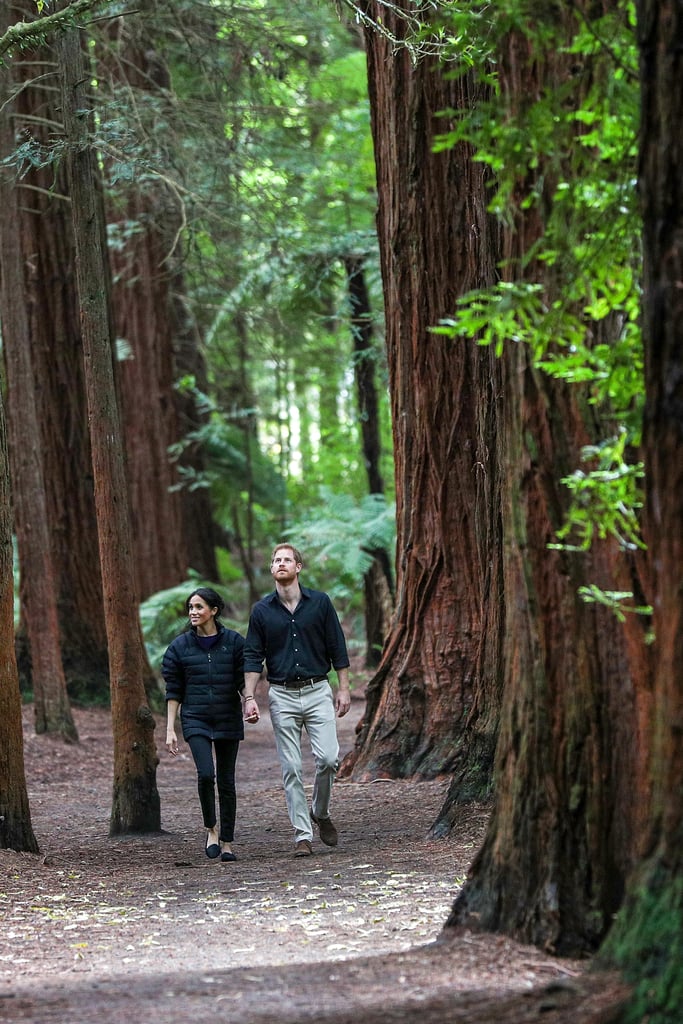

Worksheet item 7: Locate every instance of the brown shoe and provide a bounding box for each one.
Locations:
[294,839,313,857]
[311,811,338,847]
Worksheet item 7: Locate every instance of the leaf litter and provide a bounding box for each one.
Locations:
[0,698,628,1023]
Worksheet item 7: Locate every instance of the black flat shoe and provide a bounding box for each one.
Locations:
[221,850,237,862]
[205,843,220,859]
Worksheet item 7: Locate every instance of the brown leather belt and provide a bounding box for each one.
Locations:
[276,675,328,690]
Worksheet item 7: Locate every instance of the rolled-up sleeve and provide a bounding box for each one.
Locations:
[244,608,267,675]
[323,596,350,670]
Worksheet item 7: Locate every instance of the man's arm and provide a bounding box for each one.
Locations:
[242,672,261,722]
[243,609,265,721]
[334,666,351,717]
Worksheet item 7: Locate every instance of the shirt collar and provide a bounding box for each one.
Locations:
[265,585,311,604]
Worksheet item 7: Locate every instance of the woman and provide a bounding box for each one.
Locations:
[163,587,255,862]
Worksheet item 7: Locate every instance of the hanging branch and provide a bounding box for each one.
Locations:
[0,0,120,60]
[336,0,457,60]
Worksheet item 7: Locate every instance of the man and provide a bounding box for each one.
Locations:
[243,543,351,857]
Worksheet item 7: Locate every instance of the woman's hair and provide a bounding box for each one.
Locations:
[185,587,225,618]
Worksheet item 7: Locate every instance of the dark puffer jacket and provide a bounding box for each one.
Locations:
[162,625,246,741]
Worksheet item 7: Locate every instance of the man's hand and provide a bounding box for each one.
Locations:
[244,695,260,723]
[335,688,351,717]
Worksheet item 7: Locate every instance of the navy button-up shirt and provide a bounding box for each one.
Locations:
[244,586,350,683]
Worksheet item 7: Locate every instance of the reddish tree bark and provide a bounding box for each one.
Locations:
[600,1,683,1013]
[637,0,683,873]
[342,1,502,790]
[0,383,38,853]
[5,5,109,703]
[60,26,160,833]
[0,21,78,741]
[448,10,651,953]
[97,8,212,599]
[350,0,650,954]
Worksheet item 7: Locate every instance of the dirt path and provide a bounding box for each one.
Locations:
[1,697,628,1023]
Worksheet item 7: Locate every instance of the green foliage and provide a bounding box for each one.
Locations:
[286,488,395,612]
[550,432,644,554]
[0,0,117,62]
[576,585,652,627]
[127,1,388,530]
[432,0,644,616]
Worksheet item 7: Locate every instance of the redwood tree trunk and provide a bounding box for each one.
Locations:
[0,25,78,742]
[343,1,502,787]
[60,26,160,833]
[447,9,650,954]
[98,8,196,600]
[0,385,38,853]
[635,0,683,883]
[600,1,683,1014]
[6,5,109,704]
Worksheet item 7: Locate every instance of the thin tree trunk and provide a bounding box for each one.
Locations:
[0,30,78,742]
[60,25,160,833]
[0,384,38,853]
[344,253,393,668]
[172,293,220,582]
[230,311,260,606]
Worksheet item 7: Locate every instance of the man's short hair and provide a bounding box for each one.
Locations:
[271,543,304,567]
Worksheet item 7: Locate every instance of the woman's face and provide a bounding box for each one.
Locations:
[188,596,217,634]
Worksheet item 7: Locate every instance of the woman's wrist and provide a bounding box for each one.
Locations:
[244,694,255,701]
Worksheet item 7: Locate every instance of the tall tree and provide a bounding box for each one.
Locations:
[60,25,160,832]
[0,10,78,741]
[344,253,393,667]
[3,0,109,705]
[97,5,212,599]
[342,1,503,792]
[599,0,683,1017]
[0,383,38,853]
[345,0,651,955]
[444,2,650,952]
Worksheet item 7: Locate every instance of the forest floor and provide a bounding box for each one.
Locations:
[1,687,629,1024]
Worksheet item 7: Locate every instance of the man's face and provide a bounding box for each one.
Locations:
[271,548,301,585]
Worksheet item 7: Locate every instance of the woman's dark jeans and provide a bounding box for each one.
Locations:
[186,735,240,842]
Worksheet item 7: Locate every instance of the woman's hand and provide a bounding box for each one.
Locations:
[166,729,179,756]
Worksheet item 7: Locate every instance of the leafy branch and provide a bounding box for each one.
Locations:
[0,0,119,61]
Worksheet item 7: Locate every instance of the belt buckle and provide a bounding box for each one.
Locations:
[282,674,326,689]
